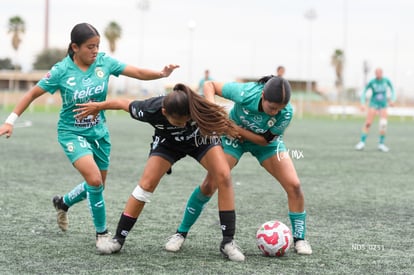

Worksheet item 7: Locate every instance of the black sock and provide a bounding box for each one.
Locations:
[57,197,69,212]
[176,231,188,238]
[219,210,236,246]
[115,213,137,245]
[96,229,108,237]
[294,237,304,243]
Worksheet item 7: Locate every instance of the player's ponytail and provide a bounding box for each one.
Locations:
[163,83,238,138]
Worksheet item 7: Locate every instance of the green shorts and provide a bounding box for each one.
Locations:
[369,100,387,110]
[222,136,287,164]
[57,131,111,170]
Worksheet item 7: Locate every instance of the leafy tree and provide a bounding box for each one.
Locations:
[32,48,67,70]
[104,21,122,54]
[0,58,14,70]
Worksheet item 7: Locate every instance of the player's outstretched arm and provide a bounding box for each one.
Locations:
[203,81,225,103]
[1,86,46,139]
[121,64,179,80]
[74,98,132,120]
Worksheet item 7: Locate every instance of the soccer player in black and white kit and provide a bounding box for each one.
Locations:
[74,83,245,261]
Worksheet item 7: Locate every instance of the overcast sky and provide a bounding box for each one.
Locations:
[2,0,414,98]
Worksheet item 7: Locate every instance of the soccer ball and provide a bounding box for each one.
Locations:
[256,220,292,257]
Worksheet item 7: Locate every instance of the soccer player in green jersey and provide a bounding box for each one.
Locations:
[165,75,312,255]
[197,69,213,96]
[355,68,396,152]
[0,22,178,253]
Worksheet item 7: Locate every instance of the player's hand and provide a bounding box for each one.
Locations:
[0,123,14,138]
[234,125,246,142]
[73,102,100,120]
[359,105,366,112]
[161,64,180,77]
[389,101,395,107]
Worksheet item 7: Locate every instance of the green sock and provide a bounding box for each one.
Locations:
[63,181,87,207]
[360,133,367,143]
[379,135,385,144]
[177,186,211,233]
[85,183,106,233]
[289,211,307,240]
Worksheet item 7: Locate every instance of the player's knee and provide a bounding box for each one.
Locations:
[365,122,371,129]
[214,170,232,188]
[85,176,103,187]
[287,180,303,199]
[379,118,387,132]
[132,185,152,203]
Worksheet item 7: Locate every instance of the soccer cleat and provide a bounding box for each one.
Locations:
[165,233,186,252]
[355,141,365,151]
[294,240,312,255]
[52,195,68,231]
[378,143,389,152]
[220,241,245,262]
[96,234,122,255]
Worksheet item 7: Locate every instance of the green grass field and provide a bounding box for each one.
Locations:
[0,111,413,275]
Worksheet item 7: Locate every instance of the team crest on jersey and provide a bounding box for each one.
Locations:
[267,118,276,127]
[95,67,105,78]
[66,142,75,153]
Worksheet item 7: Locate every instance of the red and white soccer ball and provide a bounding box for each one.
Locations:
[256,220,293,257]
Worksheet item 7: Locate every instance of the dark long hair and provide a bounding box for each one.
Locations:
[163,83,238,138]
[258,75,291,104]
[67,23,100,59]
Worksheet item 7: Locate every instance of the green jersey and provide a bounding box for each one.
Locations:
[37,53,126,139]
[222,81,293,140]
[361,77,395,109]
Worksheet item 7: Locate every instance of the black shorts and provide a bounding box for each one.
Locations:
[149,134,221,165]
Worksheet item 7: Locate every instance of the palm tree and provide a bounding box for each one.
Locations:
[8,16,25,53]
[363,60,370,86]
[8,16,25,91]
[104,21,122,95]
[331,49,344,87]
[331,49,344,102]
[104,21,122,54]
